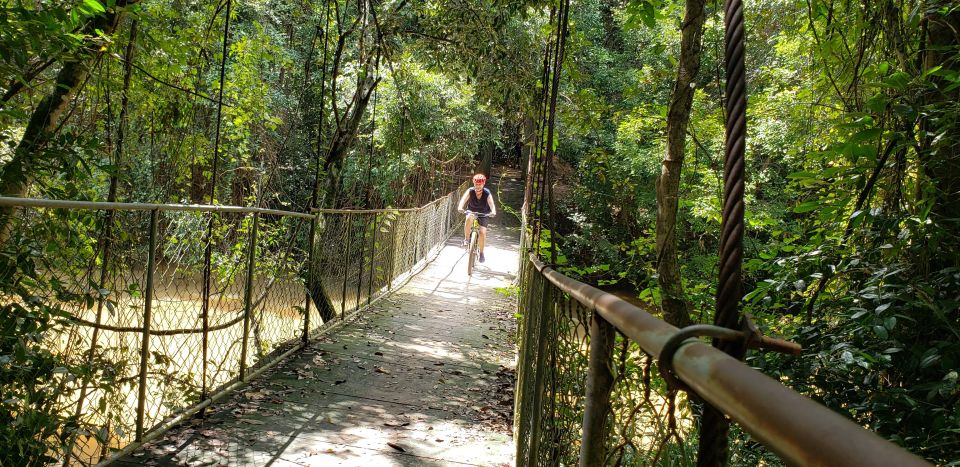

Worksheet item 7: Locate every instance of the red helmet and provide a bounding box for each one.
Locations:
[472,173,486,183]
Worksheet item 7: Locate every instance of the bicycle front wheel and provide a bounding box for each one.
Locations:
[467,231,479,275]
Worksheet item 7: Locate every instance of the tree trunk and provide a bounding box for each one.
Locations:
[0,0,139,244]
[655,0,705,328]
[321,74,380,209]
[521,114,535,181]
[479,141,494,178]
[309,72,380,322]
[922,4,960,224]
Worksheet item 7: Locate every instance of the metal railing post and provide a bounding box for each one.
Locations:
[136,208,159,441]
[340,213,352,317]
[413,210,421,263]
[367,214,377,303]
[304,215,318,343]
[579,312,616,466]
[356,215,367,310]
[386,214,397,290]
[526,279,553,464]
[239,212,259,380]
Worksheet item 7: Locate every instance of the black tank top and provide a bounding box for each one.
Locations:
[466,187,492,213]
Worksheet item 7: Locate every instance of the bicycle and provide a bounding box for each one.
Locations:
[462,211,491,276]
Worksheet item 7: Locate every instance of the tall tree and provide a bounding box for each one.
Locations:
[0,0,139,243]
[922,2,960,225]
[655,0,706,327]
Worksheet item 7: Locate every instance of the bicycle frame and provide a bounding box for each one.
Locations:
[464,211,489,276]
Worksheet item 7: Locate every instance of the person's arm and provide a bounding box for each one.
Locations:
[487,190,497,217]
[457,190,470,212]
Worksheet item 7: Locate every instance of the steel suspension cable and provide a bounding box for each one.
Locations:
[544,0,570,267]
[200,0,232,403]
[698,0,748,464]
[310,0,332,211]
[530,6,556,254]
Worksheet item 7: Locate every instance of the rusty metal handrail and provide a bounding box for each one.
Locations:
[0,196,316,218]
[528,254,930,466]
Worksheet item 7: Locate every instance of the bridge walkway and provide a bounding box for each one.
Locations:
[117,173,522,466]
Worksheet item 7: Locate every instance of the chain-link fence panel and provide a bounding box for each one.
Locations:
[0,184,463,466]
[514,254,696,466]
[309,183,466,326]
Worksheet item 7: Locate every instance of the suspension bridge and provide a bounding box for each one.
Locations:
[110,174,524,465]
[0,0,943,461]
[3,165,932,466]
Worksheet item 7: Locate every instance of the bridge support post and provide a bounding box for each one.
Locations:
[367,214,377,303]
[340,213,352,317]
[579,312,616,466]
[136,208,159,441]
[240,212,259,380]
[526,279,552,464]
[356,215,367,310]
[304,215,317,343]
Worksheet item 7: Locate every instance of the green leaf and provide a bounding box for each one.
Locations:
[83,0,106,14]
[921,353,941,368]
[849,127,882,144]
[794,200,820,213]
[882,71,911,90]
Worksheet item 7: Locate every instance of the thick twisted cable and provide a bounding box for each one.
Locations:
[698,0,748,466]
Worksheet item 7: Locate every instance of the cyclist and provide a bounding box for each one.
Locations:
[457,173,497,263]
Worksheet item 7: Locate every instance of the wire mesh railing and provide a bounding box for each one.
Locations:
[309,184,465,320]
[0,185,463,466]
[514,253,931,466]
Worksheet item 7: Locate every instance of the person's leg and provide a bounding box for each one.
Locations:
[479,226,487,253]
[463,214,474,246]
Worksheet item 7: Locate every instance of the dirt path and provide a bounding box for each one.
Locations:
[117,168,524,466]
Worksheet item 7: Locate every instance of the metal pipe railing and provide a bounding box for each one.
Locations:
[526,254,930,467]
[0,196,316,218]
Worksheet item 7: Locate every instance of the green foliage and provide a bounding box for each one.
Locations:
[548,0,959,463]
[1,0,957,462]
[0,212,109,465]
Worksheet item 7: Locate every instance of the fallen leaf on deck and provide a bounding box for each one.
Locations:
[375,366,390,374]
[241,419,265,425]
[386,442,406,452]
[334,379,347,385]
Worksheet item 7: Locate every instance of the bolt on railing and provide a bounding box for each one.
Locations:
[0,185,463,466]
[514,253,932,466]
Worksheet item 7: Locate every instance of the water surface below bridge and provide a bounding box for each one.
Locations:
[117,173,522,466]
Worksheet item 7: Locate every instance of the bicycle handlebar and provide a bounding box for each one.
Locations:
[462,210,493,217]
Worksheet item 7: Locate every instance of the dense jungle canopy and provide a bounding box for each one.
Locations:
[1,0,958,464]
